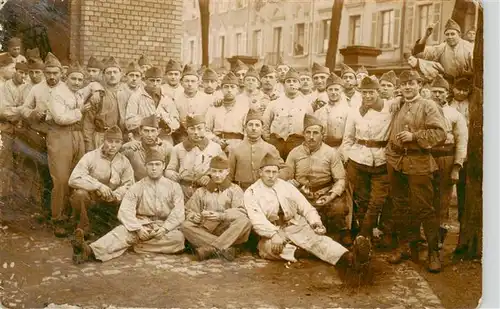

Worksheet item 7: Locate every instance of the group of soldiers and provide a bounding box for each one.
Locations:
[0,18,473,279]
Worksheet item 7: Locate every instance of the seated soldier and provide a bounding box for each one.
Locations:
[285,114,351,246]
[121,114,172,181]
[244,153,371,277]
[68,126,135,238]
[228,109,283,191]
[71,149,185,264]
[165,114,226,201]
[181,156,252,261]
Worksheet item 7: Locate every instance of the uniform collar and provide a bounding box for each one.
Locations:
[183,137,209,151]
[206,178,232,193]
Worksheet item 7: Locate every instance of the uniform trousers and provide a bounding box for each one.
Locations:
[432,156,455,225]
[267,134,304,160]
[70,189,120,235]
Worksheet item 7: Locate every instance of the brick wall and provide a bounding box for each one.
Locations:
[70,0,183,67]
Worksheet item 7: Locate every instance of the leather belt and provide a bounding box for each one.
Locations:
[216,132,244,140]
[356,139,388,148]
[324,137,343,147]
[50,121,83,131]
[305,181,332,193]
[431,145,455,157]
[390,142,430,155]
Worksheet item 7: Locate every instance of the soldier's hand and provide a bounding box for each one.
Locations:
[198,175,211,187]
[202,210,225,222]
[82,103,93,113]
[190,213,202,224]
[316,194,335,206]
[32,110,46,121]
[271,233,286,255]
[288,179,301,187]
[126,140,142,151]
[97,184,113,200]
[90,92,102,105]
[425,22,438,37]
[213,99,223,107]
[396,131,414,143]
[137,227,150,241]
[150,226,167,239]
[311,223,327,235]
[450,165,461,184]
[164,170,180,182]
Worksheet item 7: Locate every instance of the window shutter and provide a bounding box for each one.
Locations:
[371,12,378,47]
[432,2,442,42]
[289,25,294,56]
[304,22,310,55]
[405,4,414,48]
[377,12,383,48]
[393,9,401,47]
[242,32,248,55]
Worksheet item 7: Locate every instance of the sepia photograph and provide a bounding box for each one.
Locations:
[0,0,489,308]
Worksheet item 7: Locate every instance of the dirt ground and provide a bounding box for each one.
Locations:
[0,197,481,309]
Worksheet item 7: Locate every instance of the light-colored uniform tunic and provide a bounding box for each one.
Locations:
[314,101,351,155]
[121,139,173,181]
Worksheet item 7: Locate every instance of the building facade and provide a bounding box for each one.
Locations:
[183,0,479,70]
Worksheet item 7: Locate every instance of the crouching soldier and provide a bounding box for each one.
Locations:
[71,149,185,264]
[181,156,252,261]
[68,126,135,238]
[285,114,351,246]
[244,153,372,280]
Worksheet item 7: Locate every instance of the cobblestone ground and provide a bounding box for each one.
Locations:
[0,223,444,309]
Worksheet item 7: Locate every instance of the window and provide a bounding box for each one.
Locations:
[349,15,361,45]
[320,19,331,53]
[252,30,263,57]
[380,10,394,48]
[219,36,225,59]
[235,33,243,55]
[189,40,195,64]
[418,4,432,39]
[235,0,246,9]
[293,23,305,56]
[273,27,282,54]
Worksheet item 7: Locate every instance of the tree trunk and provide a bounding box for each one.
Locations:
[451,0,472,33]
[199,0,210,66]
[457,5,482,259]
[325,0,344,72]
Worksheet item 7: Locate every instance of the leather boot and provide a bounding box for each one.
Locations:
[340,229,353,247]
[195,246,217,261]
[352,236,372,271]
[53,220,70,238]
[439,227,448,249]
[388,246,410,264]
[71,228,95,264]
[217,247,237,261]
[428,250,442,273]
[409,241,420,263]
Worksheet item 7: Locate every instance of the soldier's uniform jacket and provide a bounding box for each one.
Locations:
[343,90,362,109]
[162,83,184,101]
[450,98,469,124]
[439,103,468,166]
[205,99,249,137]
[174,91,213,130]
[0,79,25,132]
[237,90,270,113]
[314,100,351,148]
[121,140,173,181]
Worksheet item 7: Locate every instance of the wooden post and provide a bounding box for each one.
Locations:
[199,0,210,66]
[325,0,344,72]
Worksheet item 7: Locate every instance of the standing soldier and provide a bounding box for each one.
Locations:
[21,58,45,102]
[310,62,330,111]
[229,109,282,191]
[259,65,281,100]
[181,156,252,261]
[6,37,27,64]
[86,56,103,83]
[285,114,350,245]
[429,75,468,247]
[355,66,369,86]
[275,59,289,94]
[314,73,350,153]
[138,54,153,76]
[69,126,135,238]
[205,72,249,153]
[201,68,223,101]
[161,59,184,100]
[239,66,269,113]
[379,70,398,100]
[165,115,226,201]
[263,68,313,159]
[0,53,15,85]
[340,64,362,108]
[341,77,391,243]
[386,70,447,273]
[299,69,314,102]
[232,60,248,94]
[118,61,143,135]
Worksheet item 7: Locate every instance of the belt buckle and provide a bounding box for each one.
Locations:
[404,148,408,156]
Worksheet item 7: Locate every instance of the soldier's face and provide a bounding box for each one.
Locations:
[304,125,323,150]
[66,72,85,92]
[326,84,343,102]
[166,71,181,86]
[104,67,122,86]
[29,69,44,84]
[420,87,431,99]
[235,70,247,86]
[342,73,356,89]
[284,78,300,96]
[1,63,15,80]
[466,30,476,42]
[453,87,470,101]
[87,68,101,81]
[445,30,460,47]
[361,89,379,106]
[400,80,420,99]
[245,120,263,139]
[44,67,62,87]
[407,56,418,68]
[103,138,123,157]
[300,75,313,91]
[146,161,165,180]
[431,87,449,105]
[261,73,277,90]
[8,46,21,57]
[259,166,280,187]
[244,76,260,91]
[127,71,142,89]
[202,80,218,94]
[14,69,27,84]
[182,75,199,93]
[313,74,328,91]
[277,65,289,79]
[222,83,239,100]
[209,168,229,184]
[140,126,159,145]
[146,77,163,90]
[187,123,206,142]
[379,80,395,99]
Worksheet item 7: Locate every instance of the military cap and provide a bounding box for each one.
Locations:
[15,61,29,72]
[210,156,229,169]
[245,109,263,124]
[259,65,276,78]
[145,66,164,79]
[444,19,461,33]
[138,54,152,67]
[66,61,86,76]
[430,74,449,90]
[244,66,260,80]
[182,64,198,78]
[0,53,13,67]
[103,56,121,71]
[186,114,205,128]
[284,67,300,81]
[26,48,40,61]
[221,71,239,85]
[87,56,103,70]
[312,62,330,76]
[145,149,165,163]
[260,152,282,169]
[141,114,159,128]
[326,73,344,88]
[104,125,123,140]
[197,65,207,77]
[453,78,471,90]
[399,70,422,83]
[28,58,45,70]
[7,37,22,48]
[232,59,248,73]
[202,68,218,81]
[340,63,356,77]
[44,52,62,68]
[359,76,380,89]
[356,65,369,75]
[126,61,142,75]
[165,59,182,73]
[303,113,323,130]
[380,70,398,86]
